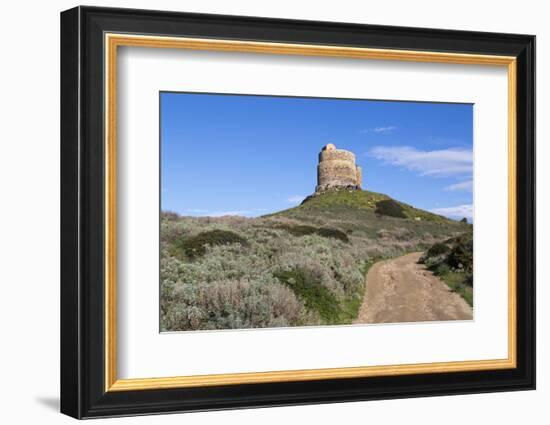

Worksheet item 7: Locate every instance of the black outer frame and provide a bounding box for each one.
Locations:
[60,6,536,419]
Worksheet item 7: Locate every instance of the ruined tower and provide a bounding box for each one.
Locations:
[315,143,362,193]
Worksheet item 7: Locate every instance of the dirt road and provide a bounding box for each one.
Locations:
[354,252,472,324]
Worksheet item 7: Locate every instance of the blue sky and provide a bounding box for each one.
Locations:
[161,92,473,221]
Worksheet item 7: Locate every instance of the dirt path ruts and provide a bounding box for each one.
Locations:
[354,252,472,324]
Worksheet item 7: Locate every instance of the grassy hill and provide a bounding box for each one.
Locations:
[160,189,472,332]
[288,190,451,223]
[270,190,468,249]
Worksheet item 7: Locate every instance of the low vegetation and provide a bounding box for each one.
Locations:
[275,224,350,243]
[160,214,366,331]
[419,233,474,306]
[172,229,248,259]
[161,190,471,331]
[274,269,340,322]
[286,189,452,224]
[374,199,406,218]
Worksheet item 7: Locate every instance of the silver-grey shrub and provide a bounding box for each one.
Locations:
[161,214,394,331]
[161,278,316,331]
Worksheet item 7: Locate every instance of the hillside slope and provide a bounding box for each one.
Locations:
[160,189,472,332]
[269,190,469,249]
[296,190,451,222]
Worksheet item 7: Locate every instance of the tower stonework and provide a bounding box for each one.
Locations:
[315,143,362,193]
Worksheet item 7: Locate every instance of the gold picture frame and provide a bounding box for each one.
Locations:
[104,33,517,392]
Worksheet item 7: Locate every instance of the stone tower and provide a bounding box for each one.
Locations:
[315,143,362,193]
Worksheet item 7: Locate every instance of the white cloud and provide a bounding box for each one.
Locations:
[369,146,472,177]
[431,204,473,220]
[373,126,397,133]
[286,195,305,204]
[208,210,256,217]
[445,180,473,192]
[184,208,266,217]
[361,126,397,134]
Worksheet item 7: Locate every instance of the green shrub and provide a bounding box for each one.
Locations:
[374,199,406,218]
[278,224,349,243]
[420,233,474,306]
[446,235,473,272]
[279,224,317,237]
[173,229,248,259]
[275,268,340,323]
[317,227,349,243]
[434,263,450,275]
[426,242,450,257]
[422,234,472,273]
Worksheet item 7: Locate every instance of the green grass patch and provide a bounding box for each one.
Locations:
[360,257,384,278]
[172,229,248,259]
[274,269,340,323]
[297,190,388,211]
[438,270,473,307]
[337,291,364,323]
[274,267,366,324]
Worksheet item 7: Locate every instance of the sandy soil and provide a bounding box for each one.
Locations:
[354,252,473,324]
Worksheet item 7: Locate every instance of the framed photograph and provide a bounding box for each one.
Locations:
[60,6,535,419]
